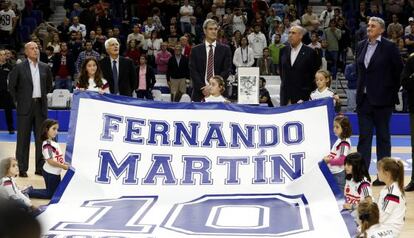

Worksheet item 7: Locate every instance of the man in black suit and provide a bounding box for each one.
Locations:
[279,25,321,106]
[99,38,137,96]
[189,19,232,102]
[8,42,53,177]
[0,50,14,134]
[356,17,403,185]
[167,44,189,102]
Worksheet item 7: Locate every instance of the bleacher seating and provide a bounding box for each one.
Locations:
[49,89,72,109]
[180,94,191,102]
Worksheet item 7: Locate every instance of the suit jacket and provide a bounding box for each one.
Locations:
[189,43,232,102]
[100,56,137,96]
[166,55,189,81]
[8,59,53,116]
[136,65,156,91]
[356,38,403,106]
[279,44,321,105]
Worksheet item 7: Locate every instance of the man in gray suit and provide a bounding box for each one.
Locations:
[8,42,53,177]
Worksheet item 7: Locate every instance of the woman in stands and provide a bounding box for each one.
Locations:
[76,58,109,93]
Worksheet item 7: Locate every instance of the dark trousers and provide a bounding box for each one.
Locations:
[357,96,393,170]
[16,99,45,173]
[29,170,61,199]
[410,113,414,181]
[0,90,14,131]
[136,90,153,100]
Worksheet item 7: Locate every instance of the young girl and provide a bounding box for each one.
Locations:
[357,200,394,238]
[0,157,36,212]
[204,75,229,102]
[323,115,352,191]
[29,119,69,199]
[343,152,372,212]
[310,69,341,111]
[377,157,406,236]
[76,58,109,93]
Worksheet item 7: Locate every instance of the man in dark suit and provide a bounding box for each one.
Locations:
[167,44,189,102]
[0,50,14,134]
[100,38,137,96]
[279,25,321,106]
[8,42,53,177]
[189,19,232,102]
[356,17,403,185]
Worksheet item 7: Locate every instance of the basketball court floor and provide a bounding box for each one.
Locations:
[0,133,413,237]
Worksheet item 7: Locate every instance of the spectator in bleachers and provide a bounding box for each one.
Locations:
[69,16,87,39]
[143,17,157,37]
[230,30,242,53]
[144,30,163,68]
[127,24,145,49]
[233,36,255,69]
[100,38,137,96]
[113,26,126,54]
[136,55,156,100]
[257,47,275,75]
[271,0,285,20]
[34,40,47,64]
[180,36,191,58]
[0,50,14,134]
[97,8,112,31]
[47,33,61,54]
[75,40,100,74]
[308,31,321,50]
[79,3,96,35]
[216,28,228,45]
[319,1,334,29]
[167,24,180,45]
[89,30,97,44]
[324,19,342,79]
[279,25,321,106]
[152,7,165,32]
[268,17,282,41]
[368,3,383,19]
[34,21,58,50]
[207,4,222,24]
[57,17,71,42]
[268,33,285,75]
[124,39,141,65]
[52,42,75,92]
[405,17,414,36]
[231,7,247,35]
[44,46,55,69]
[248,24,267,65]
[189,19,232,102]
[214,0,226,16]
[259,77,274,107]
[67,30,83,60]
[286,4,300,26]
[0,1,17,47]
[155,42,172,74]
[69,3,83,19]
[405,25,414,55]
[301,5,319,32]
[167,44,190,102]
[385,0,404,21]
[251,11,266,31]
[189,16,203,44]
[387,14,403,38]
[179,0,193,34]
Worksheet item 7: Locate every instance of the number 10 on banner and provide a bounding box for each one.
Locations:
[50,194,313,236]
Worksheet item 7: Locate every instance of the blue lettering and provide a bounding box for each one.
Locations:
[252,156,267,183]
[230,123,255,148]
[95,150,140,184]
[173,121,200,147]
[181,156,213,185]
[143,155,177,184]
[124,117,145,144]
[100,114,123,141]
[147,120,170,146]
[258,125,279,147]
[270,153,305,183]
[283,122,304,145]
[217,156,249,184]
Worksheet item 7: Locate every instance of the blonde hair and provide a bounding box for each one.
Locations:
[0,157,17,178]
[378,157,405,196]
[357,200,380,238]
[315,69,332,87]
[209,75,226,93]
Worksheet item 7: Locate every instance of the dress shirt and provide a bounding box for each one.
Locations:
[29,59,41,98]
[290,42,303,66]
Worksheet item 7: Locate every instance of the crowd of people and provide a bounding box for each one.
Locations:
[1,0,414,237]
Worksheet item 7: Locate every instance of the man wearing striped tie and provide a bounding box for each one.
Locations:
[189,19,232,102]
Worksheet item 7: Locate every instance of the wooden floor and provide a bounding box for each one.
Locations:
[1,142,413,237]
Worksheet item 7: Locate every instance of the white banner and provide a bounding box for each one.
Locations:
[38,92,356,237]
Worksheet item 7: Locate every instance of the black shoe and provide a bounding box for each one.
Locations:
[404,181,414,192]
[372,178,385,186]
[19,171,28,177]
[34,171,42,176]
[8,130,15,134]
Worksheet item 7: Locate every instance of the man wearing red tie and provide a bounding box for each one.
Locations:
[189,19,232,102]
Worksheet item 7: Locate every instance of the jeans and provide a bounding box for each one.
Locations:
[29,170,61,199]
[333,170,346,192]
[346,89,356,112]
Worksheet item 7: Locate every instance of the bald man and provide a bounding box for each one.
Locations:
[279,25,321,106]
[8,42,53,177]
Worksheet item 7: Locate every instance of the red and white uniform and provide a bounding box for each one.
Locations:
[42,139,65,175]
[378,182,406,237]
[344,177,372,206]
[327,138,351,174]
[0,176,32,207]
[363,224,394,238]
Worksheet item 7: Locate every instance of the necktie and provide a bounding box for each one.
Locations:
[112,60,119,94]
[206,44,214,83]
